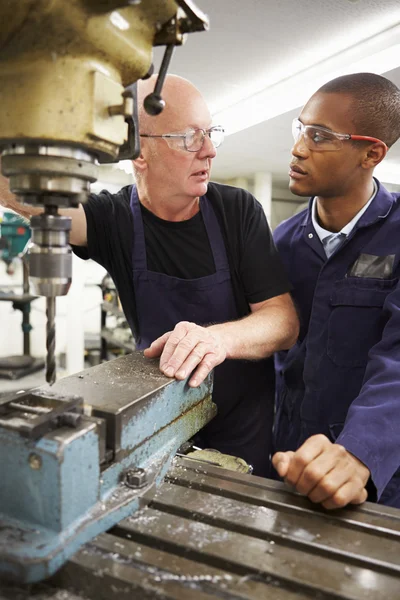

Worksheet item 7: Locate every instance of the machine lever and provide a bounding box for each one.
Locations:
[144,44,175,116]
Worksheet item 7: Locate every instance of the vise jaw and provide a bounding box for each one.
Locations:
[0,352,216,584]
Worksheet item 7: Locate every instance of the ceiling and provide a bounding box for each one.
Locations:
[152,0,400,186]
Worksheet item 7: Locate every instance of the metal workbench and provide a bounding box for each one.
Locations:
[2,456,400,600]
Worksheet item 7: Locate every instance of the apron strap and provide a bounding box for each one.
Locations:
[199,195,229,271]
[130,185,147,270]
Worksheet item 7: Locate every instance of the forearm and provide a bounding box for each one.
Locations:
[0,168,87,245]
[0,172,42,220]
[337,392,400,500]
[145,294,298,386]
[209,294,299,360]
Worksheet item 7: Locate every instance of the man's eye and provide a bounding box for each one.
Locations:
[185,131,196,143]
[311,130,331,143]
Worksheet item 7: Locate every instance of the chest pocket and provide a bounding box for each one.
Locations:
[327,277,397,367]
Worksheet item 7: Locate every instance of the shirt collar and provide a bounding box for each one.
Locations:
[311,179,378,244]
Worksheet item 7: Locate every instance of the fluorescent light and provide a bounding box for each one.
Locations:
[213,23,400,135]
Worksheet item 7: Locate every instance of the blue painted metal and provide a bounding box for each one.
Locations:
[0,353,216,584]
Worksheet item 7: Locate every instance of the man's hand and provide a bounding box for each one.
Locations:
[144,294,298,387]
[272,434,370,510]
[144,321,227,387]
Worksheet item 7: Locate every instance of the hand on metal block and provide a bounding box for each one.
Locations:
[144,321,227,387]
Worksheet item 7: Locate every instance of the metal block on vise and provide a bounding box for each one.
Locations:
[0,352,216,584]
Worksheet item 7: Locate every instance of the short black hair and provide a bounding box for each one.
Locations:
[317,73,400,148]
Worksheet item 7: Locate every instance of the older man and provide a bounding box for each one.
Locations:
[0,75,298,476]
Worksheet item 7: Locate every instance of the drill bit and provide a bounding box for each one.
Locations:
[46,296,56,385]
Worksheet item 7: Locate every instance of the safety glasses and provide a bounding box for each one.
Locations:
[292,118,388,152]
[140,126,225,152]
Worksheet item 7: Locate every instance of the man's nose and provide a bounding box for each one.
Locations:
[198,133,217,159]
[291,134,309,158]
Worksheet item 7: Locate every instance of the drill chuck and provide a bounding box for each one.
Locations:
[28,213,72,297]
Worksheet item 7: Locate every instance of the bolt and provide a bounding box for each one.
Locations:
[124,467,148,489]
[29,453,42,470]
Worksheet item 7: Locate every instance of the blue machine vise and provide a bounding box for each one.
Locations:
[0,352,216,584]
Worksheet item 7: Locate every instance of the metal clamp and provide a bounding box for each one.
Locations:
[0,391,83,439]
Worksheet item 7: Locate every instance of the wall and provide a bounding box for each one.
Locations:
[215,174,305,230]
[271,182,308,230]
[217,175,400,231]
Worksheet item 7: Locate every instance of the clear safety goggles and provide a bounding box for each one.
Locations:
[292,118,388,152]
[140,126,225,152]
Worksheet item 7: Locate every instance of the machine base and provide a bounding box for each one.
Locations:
[2,457,400,600]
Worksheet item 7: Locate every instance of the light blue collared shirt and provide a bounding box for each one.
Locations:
[312,180,378,256]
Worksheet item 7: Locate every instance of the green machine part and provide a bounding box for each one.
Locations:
[0,212,31,269]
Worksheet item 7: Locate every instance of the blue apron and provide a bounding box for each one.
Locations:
[131,186,274,476]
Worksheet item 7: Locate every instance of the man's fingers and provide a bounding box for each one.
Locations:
[272,451,294,478]
[307,462,353,504]
[144,331,171,358]
[322,482,368,510]
[144,322,227,386]
[175,342,216,380]
[160,321,198,377]
[159,323,226,381]
[187,351,221,387]
[273,437,370,510]
[349,486,368,505]
[284,435,330,487]
[160,323,203,375]
[296,445,350,498]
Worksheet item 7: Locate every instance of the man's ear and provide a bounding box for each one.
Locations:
[361,143,388,170]
[133,151,147,174]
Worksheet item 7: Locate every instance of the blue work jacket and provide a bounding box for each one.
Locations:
[273,179,400,507]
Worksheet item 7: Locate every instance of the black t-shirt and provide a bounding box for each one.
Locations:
[140,202,215,278]
[73,181,291,339]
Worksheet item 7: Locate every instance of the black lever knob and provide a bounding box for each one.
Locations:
[144,93,165,115]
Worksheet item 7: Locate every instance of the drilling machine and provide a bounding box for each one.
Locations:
[0,0,208,385]
[0,0,217,588]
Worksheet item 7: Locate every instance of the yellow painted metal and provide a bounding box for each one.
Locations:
[0,0,178,159]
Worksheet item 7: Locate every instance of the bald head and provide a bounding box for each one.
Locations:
[137,74,211,134]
